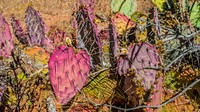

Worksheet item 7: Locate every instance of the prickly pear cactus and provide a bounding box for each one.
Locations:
[75,3,102,66]
[25,6,45,46]
[112,13,135,35]
[48,45,90,105]
[10,15,30,45]
[118,56,130,75]
[147,76,163,112]
[190,1,200,28]
[111,0,137,18]
[118,43,159,90]
[0,13,14,57]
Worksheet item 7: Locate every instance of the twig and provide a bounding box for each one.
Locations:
[29,65,48,77]
[154,7,162,39]
[165,46,200,71]
[163,30,200,42]
[90,68,109,76]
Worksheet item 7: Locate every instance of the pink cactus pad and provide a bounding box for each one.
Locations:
[117,56,130,75]
[118,43,159,90]
[147,77,163,112]
[48,45,90,105]
[0,13,14,57]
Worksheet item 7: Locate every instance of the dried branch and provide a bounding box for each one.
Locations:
[29,65,48,78]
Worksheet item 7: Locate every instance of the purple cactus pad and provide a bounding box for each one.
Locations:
[25,6,45,46]
[117,43,159,90]
[10,15,30,45]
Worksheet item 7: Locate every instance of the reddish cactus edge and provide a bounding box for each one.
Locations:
[48,45,90,105]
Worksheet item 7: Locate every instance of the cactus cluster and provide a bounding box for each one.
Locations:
[0,0,176,111]
[10,6,54,52]
[0,13,14,57]
[48,45,90,104]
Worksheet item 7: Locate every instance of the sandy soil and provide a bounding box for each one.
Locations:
[0,0,110,34]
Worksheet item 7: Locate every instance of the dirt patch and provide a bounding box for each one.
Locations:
[137,0,154,15]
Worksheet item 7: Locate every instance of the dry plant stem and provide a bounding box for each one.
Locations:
[29,65,48,77]
[165,46,200,71]
[141,17,176,33]
[163,30,200,42]
[154,7,162,39]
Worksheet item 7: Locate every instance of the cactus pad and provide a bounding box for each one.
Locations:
[112,13,135,35]
[0,13,14,57]
[118,43,159,90]
[111,0,137,18]
[147,77,163,112]
[48,45,90,105]
[10,15,30,45]
[25,6,45,46]
[75,5,102,66]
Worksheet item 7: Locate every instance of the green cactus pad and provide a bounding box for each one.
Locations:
[111,0,137,18]
[190,1,200,28]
